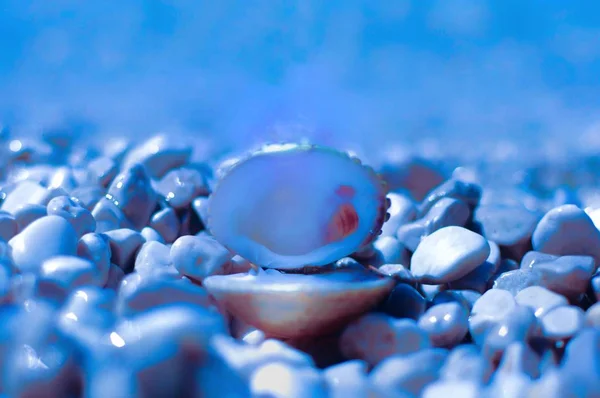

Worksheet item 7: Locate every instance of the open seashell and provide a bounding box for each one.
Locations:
[207,143,389,270]
[204,267,394,338]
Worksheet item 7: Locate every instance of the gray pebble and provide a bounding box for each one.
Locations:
[418,302,469,348]
[411,226,490,284]
[381,283,426,320]
[103,228,146,272]
[532,204,600,265]
[541,305,584,340]
[149,207,180,243]
[469,289,516,345]
[514,286,568,318]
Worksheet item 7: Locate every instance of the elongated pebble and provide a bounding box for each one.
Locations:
[250,362,328,398]
[532,204,600,265]
[9,216,78,273]
[121,134,192,179]
[541,305,584,340]
[40,255,103,292]
[531,255,595,299]
[77,233,111,282]
[520,251,559,269]
[0,180,48,214]
[418,178,481,217]
[411,226,490,284]
[514,286,567,318]
[12,204,47,231]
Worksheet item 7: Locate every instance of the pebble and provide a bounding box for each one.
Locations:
[105,164,157,230]
[0,211,18,241]
[121,134,192,179]
[381,193,416,237]
[440,344,492,383]
[191,196,210,227]
[418,302,469,348]
[447,240,501,293]
[91,197,130,232]
[530,255,595,299]
[39,256,104,295]
[560,328,600,394]
[103,228,146,272]
[154,167,210,209]
[339,314,431,366]
[514,286,568,318]
[140,226,164,243]
[70,185,104,211]
[171,235,232,282]
[469,289,516,345]
[381,283,426,320]
[324,360,370,398]
[411,226,490,284]
[418,178,482,217]
[48,166,78,193]
[369,348,448,396]
[149,207,180,243]
[363,236,410,267]
[541,305,584,340]
[47,195,96,238]
[375,264,416,286]
[491,268,540,296]
[532,204,600,265]
[422,380,479,398]
[12,203,47,230]
[9,216,78,273]
[134,241,173,275]
[0,180,49,214]
[432,290,480,311]
[482,305,538,363]
[585,302,600,327]
[104,262,125,291]
[250,362,328,398]
[397,198,470,252]
[592,273,600,301]
[87,156,118,187]
[520,251,559,268]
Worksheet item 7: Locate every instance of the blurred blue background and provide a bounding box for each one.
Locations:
[1,0,600,157]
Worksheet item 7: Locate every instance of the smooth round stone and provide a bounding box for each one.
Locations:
[250,362,328,398]
[47,195,96,238]
[106,164,157,230]
[422,380,479,398]
[40,255,103,292]
[369,348,448,397]
[585,302,600,327]
[397,198,470,252]
[381,283,426,320]
[520,251,559,269]
[121,134,192,179]
[440,345,492,383]
[149,207,180,243]
[154,168,210,209]
[541,306,584,340]
[77,233,111,283]
[418,178,482,217]
[515,286,568,318]
[140,227,164,243]
[447,241,501,293]
[369,236,410,267]
[9,216,78,274]
[324,360,369,398]
[103,228,145,273]
[482,306,538,363]
[134,241,173,275]
[340,314,430,366]
[12,203,47,231]
[0,180,49,214]
[87,156,118,187]
[171,235,232,282]
[91,197,129,233]
[70,185,104,211]
[411,226,490,284]
[381,193,416,237]
[0,211,18,241]
[469,289,517,345]
[529,255,595,299]
[532,204,600,265]
[474,204,539,259]
[418,302,469,348]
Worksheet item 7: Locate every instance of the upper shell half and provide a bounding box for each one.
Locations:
[207,143,388,269]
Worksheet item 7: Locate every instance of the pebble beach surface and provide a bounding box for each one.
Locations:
[1,131,600,397]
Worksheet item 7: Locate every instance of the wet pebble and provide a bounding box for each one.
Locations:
[411,226,490,284]
[514,286,567,318]
[447,240,501,293]
[134,241,173,275]
[541,305,584,340]
[469,289,516,345]
[154,167,210,209]
[532,204,600,264]
[171,235,232,282]
[9,216,78,273]
[121,134,192,179]
[418,178,481,217]
[47,195,96,238]
[418,302,469,348]
[149,207,180,243]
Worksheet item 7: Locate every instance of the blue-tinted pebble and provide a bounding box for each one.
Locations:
[134,241,173,275]
[520,251,559,269]
[532,204,600,265]
[381,193,416,237]
[12,203,47,231]
[48,166,78,193]
[191,195,210,227]
[418,178,481,217]
[140,226,165,243]
[418,302,469,348]
[422,380,479,398]
[40,255,104,293]
[560,328,600,394]
[440,345,492,383]
[324,360,370,398]
[448,241,501,293]
[495,341,540,379]
[376,264,417,286]
[91,197,129,232]
[149,207,180,243]
[592,273,600,301]
[515,286,567,318]
[469,289,516,345]
[530,255,595,299]
[250,362,327,398]
[381,283,426,320]
[171,235,232,282]
[0,180,49,214]
[76,232,111,284]
[482,305,538,362]
[104,262,125,291]
[87,156,118,187]
[70,185,104,211]
[485,373,532,398]
[541,306,584,341]
[339,314,431,366]
[0,211,17,241]
[370,348,448,397]
[47,195,96,238]
[106,164,157,230]
[411,226,490,284]
[121,134,192,179]
[585,302,600,328]
[492,268,540,296]
[103,228,145,272]
[155,167,210,209]
[9,216,78,274]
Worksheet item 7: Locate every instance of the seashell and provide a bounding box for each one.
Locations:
[204,267,394,338]
[207,143,388,269]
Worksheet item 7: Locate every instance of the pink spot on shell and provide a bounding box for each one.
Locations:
[336,185,356,199]
[325,203,359,243]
